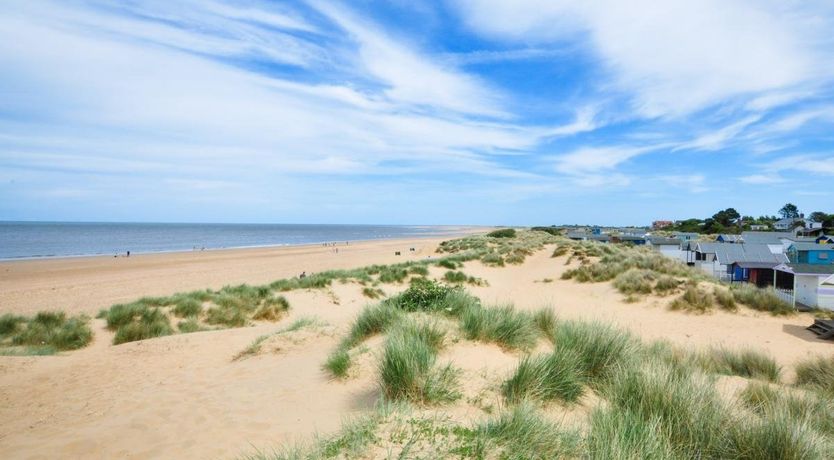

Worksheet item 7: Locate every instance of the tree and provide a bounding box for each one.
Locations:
[778,203,800,219]
[809,211,829,223]
[712,208,741,227]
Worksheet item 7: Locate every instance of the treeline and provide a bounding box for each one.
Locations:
[670,203,833,234]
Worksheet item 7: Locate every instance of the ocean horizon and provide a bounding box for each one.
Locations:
[0,221,479,260]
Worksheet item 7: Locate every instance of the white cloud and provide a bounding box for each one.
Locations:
[675,115,761,151]
[452,0,829,117]
[309,0,506,117]
[739,174,785,184]
[764,155,834,176]
[554,144,670,175]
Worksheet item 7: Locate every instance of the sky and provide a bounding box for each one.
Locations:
[1,0,833,226]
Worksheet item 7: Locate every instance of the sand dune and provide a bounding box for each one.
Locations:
[1,238,830,459]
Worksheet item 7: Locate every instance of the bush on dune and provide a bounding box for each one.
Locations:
[487,228,516,238]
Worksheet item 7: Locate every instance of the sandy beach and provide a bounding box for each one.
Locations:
[1,236,831,459]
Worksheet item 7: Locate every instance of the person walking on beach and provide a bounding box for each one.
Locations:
[126,250,130,257]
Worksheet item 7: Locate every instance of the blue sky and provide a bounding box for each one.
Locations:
[1,0,833,226]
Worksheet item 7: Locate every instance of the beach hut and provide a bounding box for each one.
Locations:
[786,243,834,265]
[773,264,834,311]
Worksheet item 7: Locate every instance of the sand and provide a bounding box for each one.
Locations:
[1,237,831,459]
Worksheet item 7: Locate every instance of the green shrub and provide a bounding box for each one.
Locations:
[502,348,585,403]
[531,226,562,236]
[460,304,539,350]
[487,228,516,238]
[699,347,781,382]
[390,278,456,313]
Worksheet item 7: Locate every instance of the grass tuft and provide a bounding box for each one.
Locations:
[460,304,539,350]
[730,283,794,315]
[324,348,352,378]
[552,320,639,385]
[613,268,656,295]
[698,347,781,382]
[9,312,93,351]
[113,308,173,344]
[379,321,459,404]
[252,296,290,321]
[461,402,580,459]
[502,348,585,403]
[794,354,834,396]
[669,284,714,313]
[532,307,557,338]
[714,287,738,311]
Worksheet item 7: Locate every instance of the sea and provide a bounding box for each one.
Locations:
[0,222,473,260]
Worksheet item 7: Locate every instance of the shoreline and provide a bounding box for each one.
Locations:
[0,233,482,317]
[0,225,488,262]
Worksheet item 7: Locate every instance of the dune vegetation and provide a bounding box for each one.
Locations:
[256,283,833,459]
[557,238,795,315]
[93,231,560,346]
[0,311,93,355]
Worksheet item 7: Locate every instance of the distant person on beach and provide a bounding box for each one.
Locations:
[126,251,130,257]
